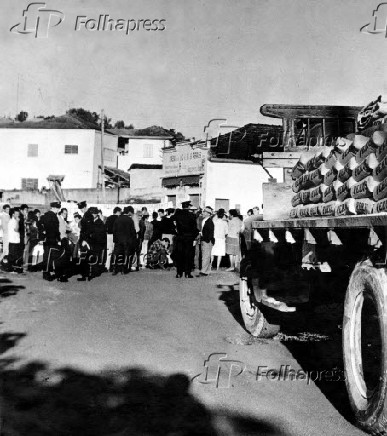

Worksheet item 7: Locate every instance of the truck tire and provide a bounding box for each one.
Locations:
[239,277,280,338]
[343,263,387,435]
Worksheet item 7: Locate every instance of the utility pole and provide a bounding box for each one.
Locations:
[16,74,20,117]
[100,109,106,203]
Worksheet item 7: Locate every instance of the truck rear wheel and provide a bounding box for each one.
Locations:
[343,263,387,434]
[239,277,280,338]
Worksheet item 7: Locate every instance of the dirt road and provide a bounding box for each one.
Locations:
[0,269,366,435]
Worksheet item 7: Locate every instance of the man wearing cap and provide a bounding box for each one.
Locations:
[112,206,137,275]
[40,202,61,281]
[171,200,199,278]
[197,206,215,276]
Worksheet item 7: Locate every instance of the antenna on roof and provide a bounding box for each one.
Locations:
[16,74,20,117]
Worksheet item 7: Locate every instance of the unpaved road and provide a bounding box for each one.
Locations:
[0,269,366,436]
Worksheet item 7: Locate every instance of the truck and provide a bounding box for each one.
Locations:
[239,104,387,434]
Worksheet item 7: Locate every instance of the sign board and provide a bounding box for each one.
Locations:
[163,144,207,177]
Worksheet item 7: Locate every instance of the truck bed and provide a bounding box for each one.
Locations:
[253,214,387,229]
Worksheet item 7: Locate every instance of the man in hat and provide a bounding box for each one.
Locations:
[197,206,215,276]
[77,201,88,217]
[112,206,137,275]
[171,200,199,278]
[40,201,61,281]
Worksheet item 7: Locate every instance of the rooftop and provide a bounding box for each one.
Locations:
[108,126,173,139]
[0,114,102,130]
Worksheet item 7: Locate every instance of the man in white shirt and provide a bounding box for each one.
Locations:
[8,207,22,272]
[197,206,215,276]
[0,204,10,259]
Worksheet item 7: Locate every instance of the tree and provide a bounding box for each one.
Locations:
[67,108,100,125]
[16,111,28,122]
[114,120,125,129]
[169,129,186,143]
[114,120,134,129]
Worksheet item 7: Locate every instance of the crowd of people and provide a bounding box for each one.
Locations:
[0,199,261,282]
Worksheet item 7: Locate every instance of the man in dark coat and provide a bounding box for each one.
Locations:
[172,201,199,278]
[112,206,137,275]
[197,206,215,276]
[105,207,122,271]
[40,202,61,281]
[78,207,107,281]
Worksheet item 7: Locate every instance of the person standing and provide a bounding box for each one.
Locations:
[212,209,228,270]
[112,206,137,275]
[197,206,215,277]
[226,209,242,271]
[242,206,260,252]
[0,204,10,261]
[172,201,199,278]
[19,204,29,268]
[160,208,176,254]
[150,211,162,245]
[7,208,23,273]
[141,213,153,260]
[40,202,61,281]
[105,207,122,272]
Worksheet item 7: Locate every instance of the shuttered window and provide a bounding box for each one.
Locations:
[64,145,78,154]
[21,178,38,190]
[27,144,38,157]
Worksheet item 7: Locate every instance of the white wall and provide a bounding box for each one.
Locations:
[203,160,271,214]
[0,129,118,190]
[118,138,171,170]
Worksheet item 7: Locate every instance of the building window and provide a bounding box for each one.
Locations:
[27,144,38,157]
[21,178,38,190]
[143,144,153,158]
[65,145,78,154]
[167,195,176,207]
[215,198,229,212]
[189,194,200,209]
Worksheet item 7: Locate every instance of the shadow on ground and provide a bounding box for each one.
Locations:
[0,277,25,299]
[217,284,354,426]
[0,326,287,436]
[0,357,288,436]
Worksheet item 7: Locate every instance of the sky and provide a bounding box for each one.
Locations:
[1,0,386,139]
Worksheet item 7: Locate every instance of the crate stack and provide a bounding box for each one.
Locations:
[290,129,387,218]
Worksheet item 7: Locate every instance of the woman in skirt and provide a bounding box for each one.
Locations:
[226,209,242,271]
[211,209,228,270]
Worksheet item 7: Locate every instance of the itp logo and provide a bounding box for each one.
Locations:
[203,119,246,156]
[192,353,246,388]
[10,2,64,38]
[360,3,387,37]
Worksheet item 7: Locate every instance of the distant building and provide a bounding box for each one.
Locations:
[108,126,173,171]
[0,115,119,190]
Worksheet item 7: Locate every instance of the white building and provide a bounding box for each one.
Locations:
[0,116,118,190]
[108,127,173,171]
